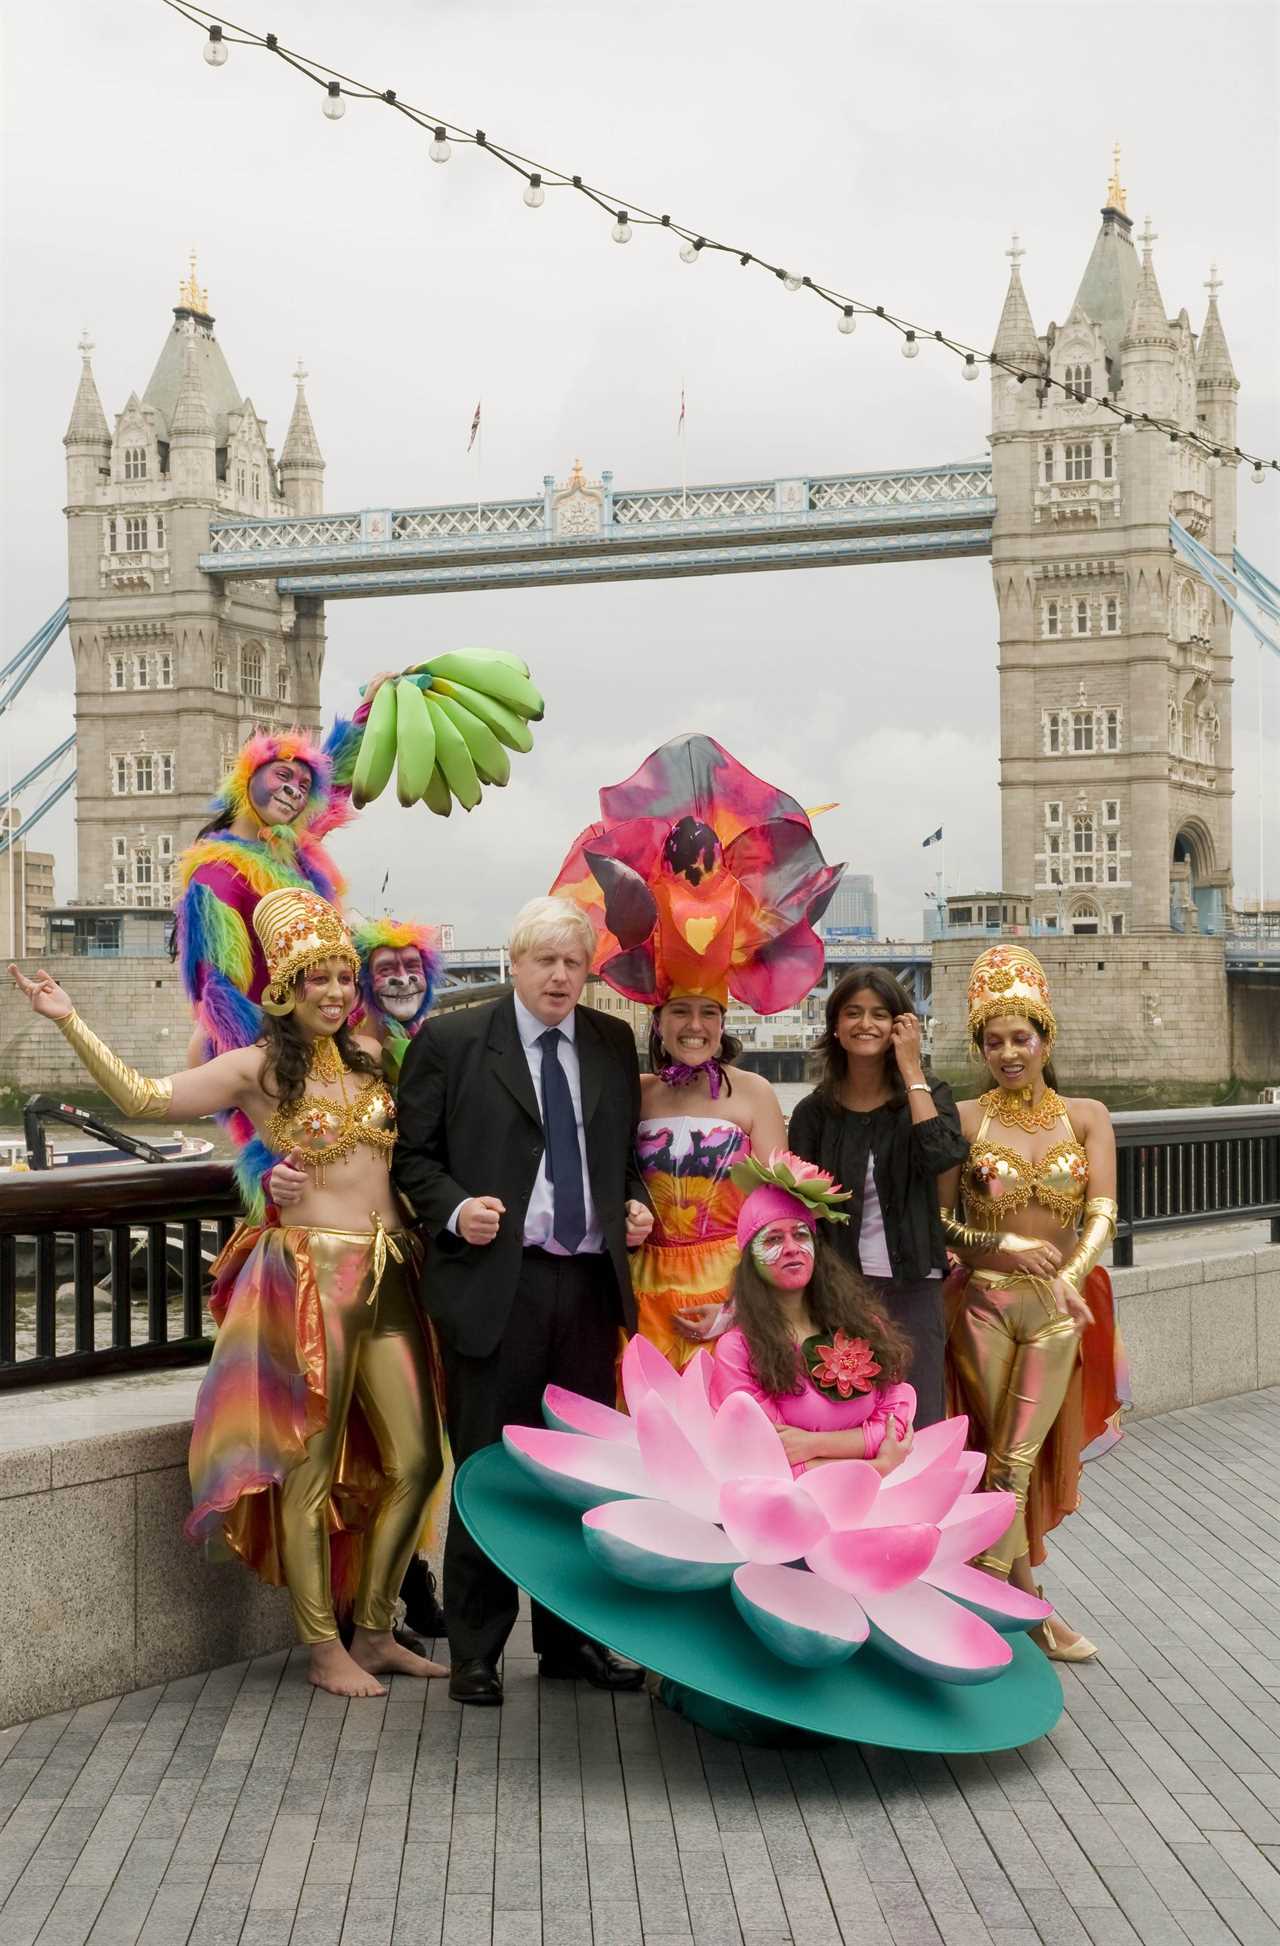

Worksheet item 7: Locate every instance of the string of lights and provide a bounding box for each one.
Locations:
[165,0,1276,484]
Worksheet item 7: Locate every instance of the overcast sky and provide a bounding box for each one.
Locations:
[3,0,1277,942]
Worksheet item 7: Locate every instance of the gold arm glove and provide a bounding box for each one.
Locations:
[939,1207,1044,1258]
[1058,1197,1118,1293]
[54,1010,174,1120]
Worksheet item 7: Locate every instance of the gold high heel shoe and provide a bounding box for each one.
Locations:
[1031,1585,1098,1663]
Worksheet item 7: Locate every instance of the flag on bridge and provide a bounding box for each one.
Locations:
[467,400,482,452]
[922,827,943,848]
[677,385,686,436]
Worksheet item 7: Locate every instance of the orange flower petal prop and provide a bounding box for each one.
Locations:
[550,734,844,1012]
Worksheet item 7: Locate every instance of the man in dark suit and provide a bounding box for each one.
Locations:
[392,896,654,1704]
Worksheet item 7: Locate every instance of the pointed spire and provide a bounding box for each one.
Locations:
[1105,142,1127,216]
[992,233,1041,364]
[177,246,211,319]
[64,329,110,447]
[280,360,324,469]
[1197,264,1238,387]
[170,326,213,436]
[1123,218,1173,345]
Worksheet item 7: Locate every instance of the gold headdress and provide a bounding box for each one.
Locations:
[253,887,358,1016]
[966,944,1057,1050]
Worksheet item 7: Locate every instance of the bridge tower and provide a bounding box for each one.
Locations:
[988,159,1238,937]
[62,258,326,913]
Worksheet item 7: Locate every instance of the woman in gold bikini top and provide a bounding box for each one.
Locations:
[934,945,1122,1666]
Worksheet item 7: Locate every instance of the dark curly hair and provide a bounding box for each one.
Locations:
[259,981,382,1111]
[647,1004,743,1092]
[728,1235,912,1400]
[811,965,918,1107]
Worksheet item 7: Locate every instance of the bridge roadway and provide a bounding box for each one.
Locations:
[198,459,995,598]
[2,1388,1278,1945]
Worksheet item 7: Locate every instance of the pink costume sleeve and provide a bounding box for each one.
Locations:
[860,1382,918,1460]
[708,1329,786,1425]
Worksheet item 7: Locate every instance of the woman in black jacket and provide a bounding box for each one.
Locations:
[788,966,968,1426]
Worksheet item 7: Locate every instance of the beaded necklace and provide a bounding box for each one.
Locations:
[978,1085,1068,1134]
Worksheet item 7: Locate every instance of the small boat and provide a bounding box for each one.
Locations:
[0,1097,215,1172]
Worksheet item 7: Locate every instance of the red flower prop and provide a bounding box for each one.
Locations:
[806,1330,882,1400]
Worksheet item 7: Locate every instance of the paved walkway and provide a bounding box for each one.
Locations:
[2,1390,1279,1946]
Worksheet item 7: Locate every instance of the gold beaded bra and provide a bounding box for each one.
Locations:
[961,1093,1088,1231]
[265,1042,397,1184]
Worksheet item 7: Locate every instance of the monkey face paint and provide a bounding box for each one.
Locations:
[249,759,313,827]
[369,945,428,1024]
[750,1219,816,1290]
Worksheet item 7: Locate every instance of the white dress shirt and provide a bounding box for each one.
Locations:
[448,995,604,1253]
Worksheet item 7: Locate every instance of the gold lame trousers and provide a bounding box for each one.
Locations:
[948,1272,1081,1575]
[280,1225,442,1644]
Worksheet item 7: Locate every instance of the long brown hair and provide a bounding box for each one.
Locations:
[260,989,381,1110]
[811,966,917,1107]
[729,1238,912,1399]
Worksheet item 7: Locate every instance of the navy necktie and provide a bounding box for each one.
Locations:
[538,1028,587,1253]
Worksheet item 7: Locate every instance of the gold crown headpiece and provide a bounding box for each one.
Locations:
[966,944,1057,1049]
[252,888,358,1017]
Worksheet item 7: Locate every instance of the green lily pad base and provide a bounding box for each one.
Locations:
[453,1446,1063,1753]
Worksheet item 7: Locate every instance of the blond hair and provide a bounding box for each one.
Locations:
[507,895,596,965]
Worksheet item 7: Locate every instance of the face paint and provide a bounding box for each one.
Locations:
[750,1221,815,1290]
[369,945,428,1023]
[249,759,313,827]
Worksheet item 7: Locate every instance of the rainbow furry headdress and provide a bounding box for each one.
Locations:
[351,916,443,1025]
[212,729,334,829]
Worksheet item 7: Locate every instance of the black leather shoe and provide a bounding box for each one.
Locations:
[538,1643,645,1690]
[400,1556,448,1638]
[449,1657,503,1705]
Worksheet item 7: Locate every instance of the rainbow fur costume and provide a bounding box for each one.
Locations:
[351,916,443,1082]
[175,720,364,1213]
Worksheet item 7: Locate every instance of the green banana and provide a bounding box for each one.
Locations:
[394,677,436,805]
[420,651,544,721]
[429,677,533,755]
[351,679,399,807]
[432,692,511,787]
[421,765,452,817]
[408,646,530,679]
[424,694,482,810]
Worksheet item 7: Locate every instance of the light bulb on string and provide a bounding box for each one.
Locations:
[1119,416,1136,437]
[429,127,451,162]
[838,306,856,335]
[901,332,920,359]
[1252,465,1266,485]
[203,24,228,65]
[523,173,544,208]
[679,238,703,265]
[611,211,633,244]
[782,272,802,292]
[322,82,346,120]
[1207,452,1222,469]
[962,354,979,381]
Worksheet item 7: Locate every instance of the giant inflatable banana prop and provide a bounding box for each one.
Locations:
[351,649,545,816]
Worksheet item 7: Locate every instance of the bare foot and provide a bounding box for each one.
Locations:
[308,1638,387,1698]
[349,1626,446,1680]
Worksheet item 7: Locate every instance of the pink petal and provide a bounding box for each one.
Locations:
[633,1392,722,1521]
[954,1449,987,1494]
[502,1426,649,1509]
[795,1459,881,1531]
[932,1492,1017,1565]
[885,1415,969,1485]
[583,1498,743,1590]
[861,1581,1013,1683]
[806,1522,940,1596]
[620,1332,685,1418]
[718,1478,829,1564]
[731,1563,869,1667]
[542,1386,638,1445]
[863,1467,969,1528]
[675,1350,716,1456]
[921,1561,1053,1633]
[708,1389,792,1484]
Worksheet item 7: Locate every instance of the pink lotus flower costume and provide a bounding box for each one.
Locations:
[504,1334,1053,1685]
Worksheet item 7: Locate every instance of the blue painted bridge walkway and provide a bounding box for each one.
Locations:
[2,1388,1279,1945]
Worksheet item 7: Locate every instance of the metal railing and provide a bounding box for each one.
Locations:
[0,1159,239,1390]
[1111,1104,1280,1266]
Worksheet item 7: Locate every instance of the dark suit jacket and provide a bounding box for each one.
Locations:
[392,994,648,1357]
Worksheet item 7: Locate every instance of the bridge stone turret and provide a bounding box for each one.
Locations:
[62,257,327,916]
[989,160,1237,939]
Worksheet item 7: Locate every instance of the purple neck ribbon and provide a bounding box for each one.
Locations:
[658,1057,724,1099]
